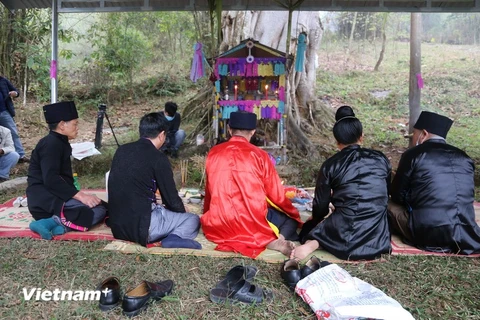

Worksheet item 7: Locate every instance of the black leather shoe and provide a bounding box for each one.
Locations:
[300,256,331,279]
[146,280,174,301]
[122,280,175,317]
[122,281,151,317]
[280,259,302,290]
[97,276,121,311]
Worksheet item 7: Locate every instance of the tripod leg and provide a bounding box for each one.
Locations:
[104,112,120,147]
[94,110,105,149]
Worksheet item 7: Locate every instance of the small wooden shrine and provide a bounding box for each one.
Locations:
[212,39,287,162]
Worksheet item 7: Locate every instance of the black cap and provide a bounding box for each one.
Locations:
[414,111,453,139]
[43,101,79,124]
[229,112,257,130]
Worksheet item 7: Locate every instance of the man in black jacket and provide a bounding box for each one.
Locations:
[27,101,107,239]
[0,76,28,162]
[108,112,200,249]
[161,101,185,158]
[390,111,480,254]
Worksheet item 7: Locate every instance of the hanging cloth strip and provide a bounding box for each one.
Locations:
[295,33,307,72]
[253,106,261,119]
[218,64,228,76]
[221,105,239,119]
[190,42,205,83]
[278,101,285,114]
[274,62,286,75]
[214,62,220,78]
[278,86,285,102]
[215,80,221,93]
[266,62,274,76]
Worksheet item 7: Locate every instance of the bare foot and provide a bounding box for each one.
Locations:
[267,238,296,256]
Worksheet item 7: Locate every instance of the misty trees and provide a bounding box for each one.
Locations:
[0,8,71,102]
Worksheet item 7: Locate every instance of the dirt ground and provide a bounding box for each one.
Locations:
[9,98,405,181]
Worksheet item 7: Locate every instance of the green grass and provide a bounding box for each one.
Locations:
[1,238,479,319]
[318,42,480,159]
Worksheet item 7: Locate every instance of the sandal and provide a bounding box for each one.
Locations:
[210,279,273,304]
[216,265,258,289]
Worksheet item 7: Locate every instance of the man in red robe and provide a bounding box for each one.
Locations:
[201,112,302,258]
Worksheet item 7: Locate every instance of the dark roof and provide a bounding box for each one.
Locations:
[218,39,286,59]
[1,0,479,12]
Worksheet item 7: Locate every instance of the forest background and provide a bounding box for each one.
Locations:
[0,7,480,319]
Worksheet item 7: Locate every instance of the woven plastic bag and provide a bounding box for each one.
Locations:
[295,264,415,320]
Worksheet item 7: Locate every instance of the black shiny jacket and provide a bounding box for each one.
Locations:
[301,145,392,260]
[391,139,480,254]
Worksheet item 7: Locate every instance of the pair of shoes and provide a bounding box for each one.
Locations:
[280,256,330,290]
[210,265,273,304]
[97,276,174,317]
[13,196,28,208]
[18,156,30,163]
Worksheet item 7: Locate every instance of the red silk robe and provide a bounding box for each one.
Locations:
[201,136,302,258]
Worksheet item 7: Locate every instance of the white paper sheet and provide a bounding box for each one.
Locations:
[70,142,101,160]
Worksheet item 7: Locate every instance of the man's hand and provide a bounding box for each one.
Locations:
[73,191,102,208]
[8,91,18,98]
[328,203,335,214]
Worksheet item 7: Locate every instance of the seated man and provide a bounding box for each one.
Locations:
[201,112,302,258]
[161,101,186,158]
[389,111,480,254]
[108,112,201,249]
[27,101,107,239]
[0,125,20,182]
[292,106,391,261]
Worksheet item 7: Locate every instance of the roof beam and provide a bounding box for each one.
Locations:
[0,0,479,12]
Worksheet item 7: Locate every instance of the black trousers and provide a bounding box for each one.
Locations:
[267,207,299,242]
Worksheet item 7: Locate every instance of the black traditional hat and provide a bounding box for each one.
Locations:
[229,112,257,130]
[414,111,453,139]
[43,101,78,124]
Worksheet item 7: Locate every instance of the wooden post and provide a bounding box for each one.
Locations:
[409,13,422,147]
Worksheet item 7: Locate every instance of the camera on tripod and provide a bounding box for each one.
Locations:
[94,104,119,149]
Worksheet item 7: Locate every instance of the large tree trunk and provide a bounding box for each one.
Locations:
[374,13,389,72]
[220,11,332,155]
[346,12,358,58]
